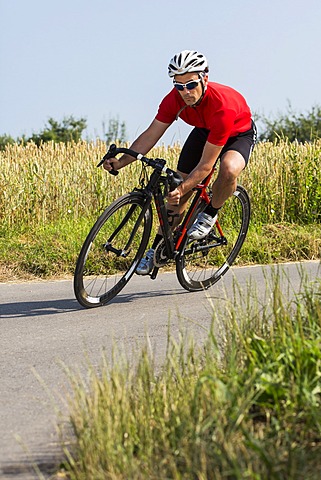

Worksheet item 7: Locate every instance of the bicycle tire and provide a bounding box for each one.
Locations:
[176,185,250,292]
[74,192,152,308]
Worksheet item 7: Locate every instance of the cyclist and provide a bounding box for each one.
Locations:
[103,50,257,275]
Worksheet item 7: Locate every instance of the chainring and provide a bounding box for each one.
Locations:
[154,239,169,267]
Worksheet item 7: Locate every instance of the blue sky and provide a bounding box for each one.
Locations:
[0,0,320,145]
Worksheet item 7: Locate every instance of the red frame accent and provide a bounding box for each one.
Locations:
[174,166,218,250]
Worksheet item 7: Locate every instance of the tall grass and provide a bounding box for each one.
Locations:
[1,139,321,279]
[58,272,321,479]
[247,139,321,224]
[0,141,181,227]
[1,139,321,227]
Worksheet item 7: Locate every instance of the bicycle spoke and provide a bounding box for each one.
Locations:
[176,186,250,291]
[74,193,152,308]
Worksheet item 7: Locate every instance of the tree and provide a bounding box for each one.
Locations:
[0,134,16,150]
[0,115,128,150]
[28,116,87,145]
[258,103,321,142]
[104,116,127,144]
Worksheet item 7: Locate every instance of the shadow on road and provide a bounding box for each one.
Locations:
[0,288,190,318]
[1,298,80,318]
[1,456,60,480]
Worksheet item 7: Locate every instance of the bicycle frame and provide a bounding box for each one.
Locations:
[99,143,221,278]
[174,167,216,251]
[74,145,251,307]
[145,165,217,279]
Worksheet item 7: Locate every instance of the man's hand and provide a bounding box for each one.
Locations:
[167,187,181,205]
[103,157,122,172]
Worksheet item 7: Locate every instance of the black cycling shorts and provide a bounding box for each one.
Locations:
[177,121,257,174]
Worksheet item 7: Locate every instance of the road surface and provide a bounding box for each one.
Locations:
[0,261,320,479]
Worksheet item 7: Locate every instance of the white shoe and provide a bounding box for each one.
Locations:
[187,212,217,240]
[136,248,155,275]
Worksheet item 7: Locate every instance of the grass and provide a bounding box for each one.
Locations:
[2,139,321,226]
[2,139,320,477]
[0,218,87,280]
[55,271,321,479]
[1,139,321,281]
[1,219,320,282]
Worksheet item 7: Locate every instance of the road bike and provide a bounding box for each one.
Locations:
[74,144,250,308]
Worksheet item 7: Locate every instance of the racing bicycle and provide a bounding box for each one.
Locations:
[74,144,250,308]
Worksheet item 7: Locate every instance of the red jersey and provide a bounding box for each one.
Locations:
[155,82,252,146]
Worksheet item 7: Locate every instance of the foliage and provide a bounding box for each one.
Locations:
[1,140,321,280]
[57,275,321,479]
[1,219,320,282]
[0,141,179,228]
[27,115,87,145]
[2,139,321,227]
[0,115,127,150]
[104,116,127,144]
[247,139,321,225]
[0,115,87,150]
[258,103,321,142]
[0,133,16,150]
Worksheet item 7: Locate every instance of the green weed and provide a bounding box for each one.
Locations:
[57,273,321,479]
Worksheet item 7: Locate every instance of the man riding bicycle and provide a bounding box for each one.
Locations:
[103,50,256,275]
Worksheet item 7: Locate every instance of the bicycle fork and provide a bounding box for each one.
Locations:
[104,195,153,258]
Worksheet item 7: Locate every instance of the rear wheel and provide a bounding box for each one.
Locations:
[74,192,152,308]
[176,185,250,291]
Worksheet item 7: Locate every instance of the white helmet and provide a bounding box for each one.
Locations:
[168,50,209,78]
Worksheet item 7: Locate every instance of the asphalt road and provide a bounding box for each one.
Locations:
[1,261,320,479]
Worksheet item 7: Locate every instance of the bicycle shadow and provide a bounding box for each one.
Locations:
[0,298,80,318]
[0,287,191,319]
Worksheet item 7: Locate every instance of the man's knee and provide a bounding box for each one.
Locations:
[219,151,245,180]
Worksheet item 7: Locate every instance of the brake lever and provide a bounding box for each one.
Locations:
[168,171,183,192]
[96,144,119,175]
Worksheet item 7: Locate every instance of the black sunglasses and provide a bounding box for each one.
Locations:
[173,78,202,91]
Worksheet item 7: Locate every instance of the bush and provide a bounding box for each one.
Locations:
[258,103,321,142]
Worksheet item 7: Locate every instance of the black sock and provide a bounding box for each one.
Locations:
[151,234,163,249]
[204,204,219,217]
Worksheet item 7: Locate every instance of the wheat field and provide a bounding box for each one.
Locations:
[1,139,321,280]
[1,139,321,227]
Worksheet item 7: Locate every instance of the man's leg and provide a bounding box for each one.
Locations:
[211,150,246,209]
[187,150,246,241]
[136,171,193,275]
[188,124,255,241]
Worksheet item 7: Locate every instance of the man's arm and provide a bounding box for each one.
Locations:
[179,142,222,195]
[103,119,170,171]
[167,142,222,205]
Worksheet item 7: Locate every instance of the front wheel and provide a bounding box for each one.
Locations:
[74,192,152,308]
[176,185,250,292]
